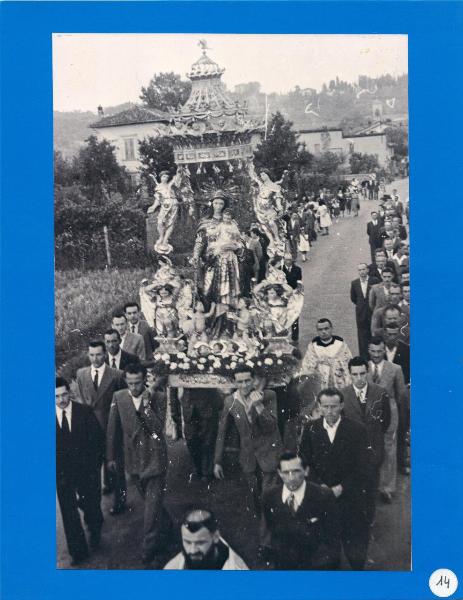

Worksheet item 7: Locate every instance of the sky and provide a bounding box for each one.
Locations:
[53,34,408,113]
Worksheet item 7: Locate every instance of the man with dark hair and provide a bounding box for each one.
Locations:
[371,282,404,335]
[342,357,391,523]
[299,388,371,570]
[299,318,353,389]
[124,302,156,358]
[262,451,341,570]
[282,253,303,342]
[76,340,126,505]
[56,377,104,566]
[350,263,380,359]
[104,328,140,370]
[383,322,411,475]
[368,250,397,282]
[368,336,407,503]
[214,365,282,514]
[107,363,170,565]
[163,508,248,570]
[366,211,382,261]
[369,268,395,312]
[112,312,146,361]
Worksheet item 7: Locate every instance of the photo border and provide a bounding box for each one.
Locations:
[1,2,462,599]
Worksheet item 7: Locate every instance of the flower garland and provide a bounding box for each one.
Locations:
[151,350,299,378]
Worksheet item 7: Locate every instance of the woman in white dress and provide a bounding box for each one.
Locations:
[298,226,310,262]
[317,201,332,236]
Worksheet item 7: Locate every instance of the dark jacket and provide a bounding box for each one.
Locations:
[105,349,140,371]
[283,264,302,290]
[341,384,391,467]
[262,482,341,569]
[350,277,380,325]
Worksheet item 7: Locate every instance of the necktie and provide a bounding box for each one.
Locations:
[131,325,135,333]
[356,390,366,415]
[93,369,99,390]
[61,410,70,435]
[286,493,296,515]
[112,357,117,369]
[372,364,380,384]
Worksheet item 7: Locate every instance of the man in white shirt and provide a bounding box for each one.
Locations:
[112,312,146,361]
[164,509,248,570]
[299,389,371,569]
[261,451,341,569]
[124,301,155,358]
[104,328,140,371]
[56,377,104,566]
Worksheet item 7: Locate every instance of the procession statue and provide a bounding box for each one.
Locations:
[252,262,304,341]
[147,165,194,255]
[192,190,245,337]
[247,160,288,257]
[139,256,194,349]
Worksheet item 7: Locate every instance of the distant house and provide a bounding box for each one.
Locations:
[297,127,394,168]
[90,105,171,178]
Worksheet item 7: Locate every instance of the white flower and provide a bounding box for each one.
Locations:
[213,362,221,370]
[257,361,262,366]
[277,359,283,365]
[154,353,162,361]
[274,350,283,358]
[225,365,231,370]
[230,362,237,369]
[161,353,170,362]
[177,352,187,359]
[198,357,207,364]
[197,364,205,371]
[180,363,189,370]
[169,362,178,370]
[238,358,244,363]
[245,360,254,367]
[264,358,273,366]
[207,354,215,361]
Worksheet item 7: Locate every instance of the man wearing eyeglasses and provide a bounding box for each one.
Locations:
[163,508,248,570]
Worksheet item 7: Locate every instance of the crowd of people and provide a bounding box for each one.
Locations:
[56,181,410,571]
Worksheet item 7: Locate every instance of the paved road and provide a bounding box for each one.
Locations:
[57,178,410,570]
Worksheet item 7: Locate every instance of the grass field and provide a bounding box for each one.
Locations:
[55,267,152,370]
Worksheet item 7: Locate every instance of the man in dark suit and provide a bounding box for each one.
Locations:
[124,301,156,358]
[107,363,170,565]
[56,377,104,566]
[282,253,303,342]
[342,357,391,524]
[182,388,223,482]
[76,340,126,513]
[262,451,341,570]
[383,323,411,475]
[104,328,140,370]
[368,250,398,283]
[369,268,396,312]
[299,388,371,569]
[350,263,380,359]
[214,366,282,515]
[366,211,382,261]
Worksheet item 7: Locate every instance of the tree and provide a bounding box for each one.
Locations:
[349,152,381,174]
[54,150,76,187]
[313,151,345,177]
[384,125,408,158]
[253,112,312,180]
[72,135,129,201]
[138,136,176,186]
[140,72,191,111]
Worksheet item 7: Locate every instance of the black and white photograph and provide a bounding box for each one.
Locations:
[54,33,410,570]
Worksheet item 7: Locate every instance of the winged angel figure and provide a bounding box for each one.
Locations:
[147,165,194,255]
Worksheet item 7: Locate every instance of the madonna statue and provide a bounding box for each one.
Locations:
[192,191,245,336]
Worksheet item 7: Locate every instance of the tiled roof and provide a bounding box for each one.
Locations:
[91,105,170,128]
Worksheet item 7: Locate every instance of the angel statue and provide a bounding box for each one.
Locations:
[248,160,288,257]
[147,165,194,255]
[139,257,193,348]
[252,265,304,345]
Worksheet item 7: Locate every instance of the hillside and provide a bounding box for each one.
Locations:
[54,74,408,157]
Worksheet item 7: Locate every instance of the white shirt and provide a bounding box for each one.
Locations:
[129,391,144,412]
[56,403,72,431]
[369,360,385,378]
[360,278,368,298]
[91,363,106,387]
[108,350,122,369]
[353,384,368,404]
[385,346,398,362]
[323,416,342,443]
[282,480,306,510]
